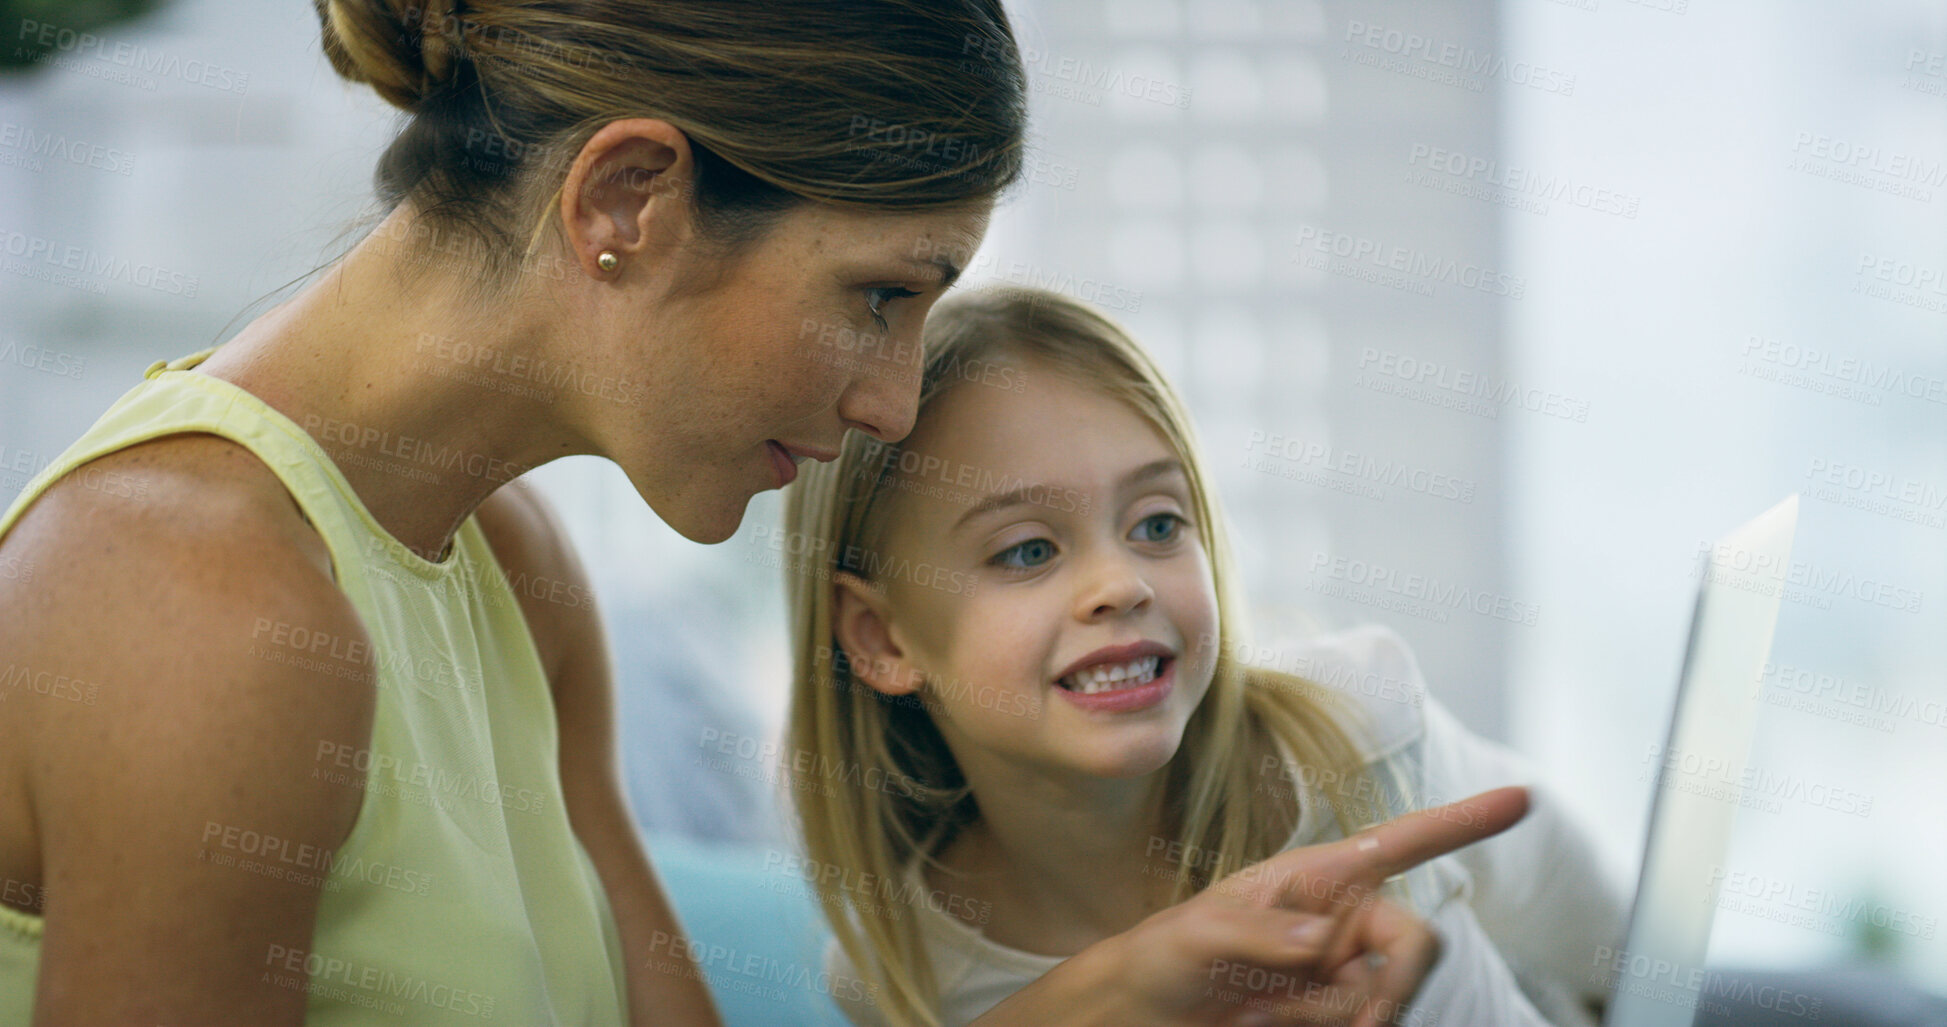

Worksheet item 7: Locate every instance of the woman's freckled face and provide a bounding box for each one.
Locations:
[616,202,990,545]
[871,366,1221,783]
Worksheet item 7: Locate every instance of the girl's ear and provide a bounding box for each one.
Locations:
[832,571,924,697]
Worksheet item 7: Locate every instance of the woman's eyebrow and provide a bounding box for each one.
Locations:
[950,458,1185,534]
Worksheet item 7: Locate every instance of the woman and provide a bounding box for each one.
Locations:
[0,1,1517,1023]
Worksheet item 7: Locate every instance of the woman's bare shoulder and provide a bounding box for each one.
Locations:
[0,430,374,750]
[0,432,380,1018]
[4,431,336,580]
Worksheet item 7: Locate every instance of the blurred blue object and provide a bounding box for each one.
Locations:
[608,589,780,847]
[648,834,854,1027]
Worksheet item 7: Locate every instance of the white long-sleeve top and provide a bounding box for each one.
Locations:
[826,624,1629,1027]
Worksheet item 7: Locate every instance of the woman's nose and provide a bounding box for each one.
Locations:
[836,336,921,443]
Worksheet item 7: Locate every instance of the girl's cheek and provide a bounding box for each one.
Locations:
[978,599,1050,691]
[1176,577,1222,677]
[1163,560,1218,619]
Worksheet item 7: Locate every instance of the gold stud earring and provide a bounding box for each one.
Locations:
[597,250,620,273]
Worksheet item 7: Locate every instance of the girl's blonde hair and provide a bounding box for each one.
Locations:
[783,287,1392,1027]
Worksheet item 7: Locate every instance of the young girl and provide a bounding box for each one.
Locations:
[780,288,1626,1027]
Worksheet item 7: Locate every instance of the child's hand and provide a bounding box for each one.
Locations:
[1201,785,1532,1027]
[970,786,1531,1027]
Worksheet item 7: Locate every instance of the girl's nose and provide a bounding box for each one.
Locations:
[1076,550,1155,620]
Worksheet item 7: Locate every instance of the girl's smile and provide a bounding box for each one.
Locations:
[1051,644,1177,713]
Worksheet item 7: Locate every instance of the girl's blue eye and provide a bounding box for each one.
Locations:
[1132,512,1186,543]
[991,537,1056,570]
[867,286,920,330]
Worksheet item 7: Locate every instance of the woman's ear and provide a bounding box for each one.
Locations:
[558,118,698,277]
[831,571,924,697]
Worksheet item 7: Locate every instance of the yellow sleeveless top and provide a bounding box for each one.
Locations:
[0,349,629,1024]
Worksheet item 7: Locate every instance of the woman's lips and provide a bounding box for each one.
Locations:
[766,440,799,488]
[1053,657,1175,713]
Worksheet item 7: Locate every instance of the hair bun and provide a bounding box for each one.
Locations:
[315,0,467,111]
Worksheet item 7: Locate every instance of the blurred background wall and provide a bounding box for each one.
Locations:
[2,0,1940,998]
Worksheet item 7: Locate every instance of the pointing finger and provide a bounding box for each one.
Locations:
[1341,785,1529,884]
[1244,786,1530,911]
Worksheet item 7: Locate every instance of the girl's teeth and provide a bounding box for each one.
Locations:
[1063,656,1162,695]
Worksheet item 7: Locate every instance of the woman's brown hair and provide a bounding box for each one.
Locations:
[314,0,1028,289]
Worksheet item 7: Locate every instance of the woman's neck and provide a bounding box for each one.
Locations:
[931,757,1179,957]
[195,207,596,561]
